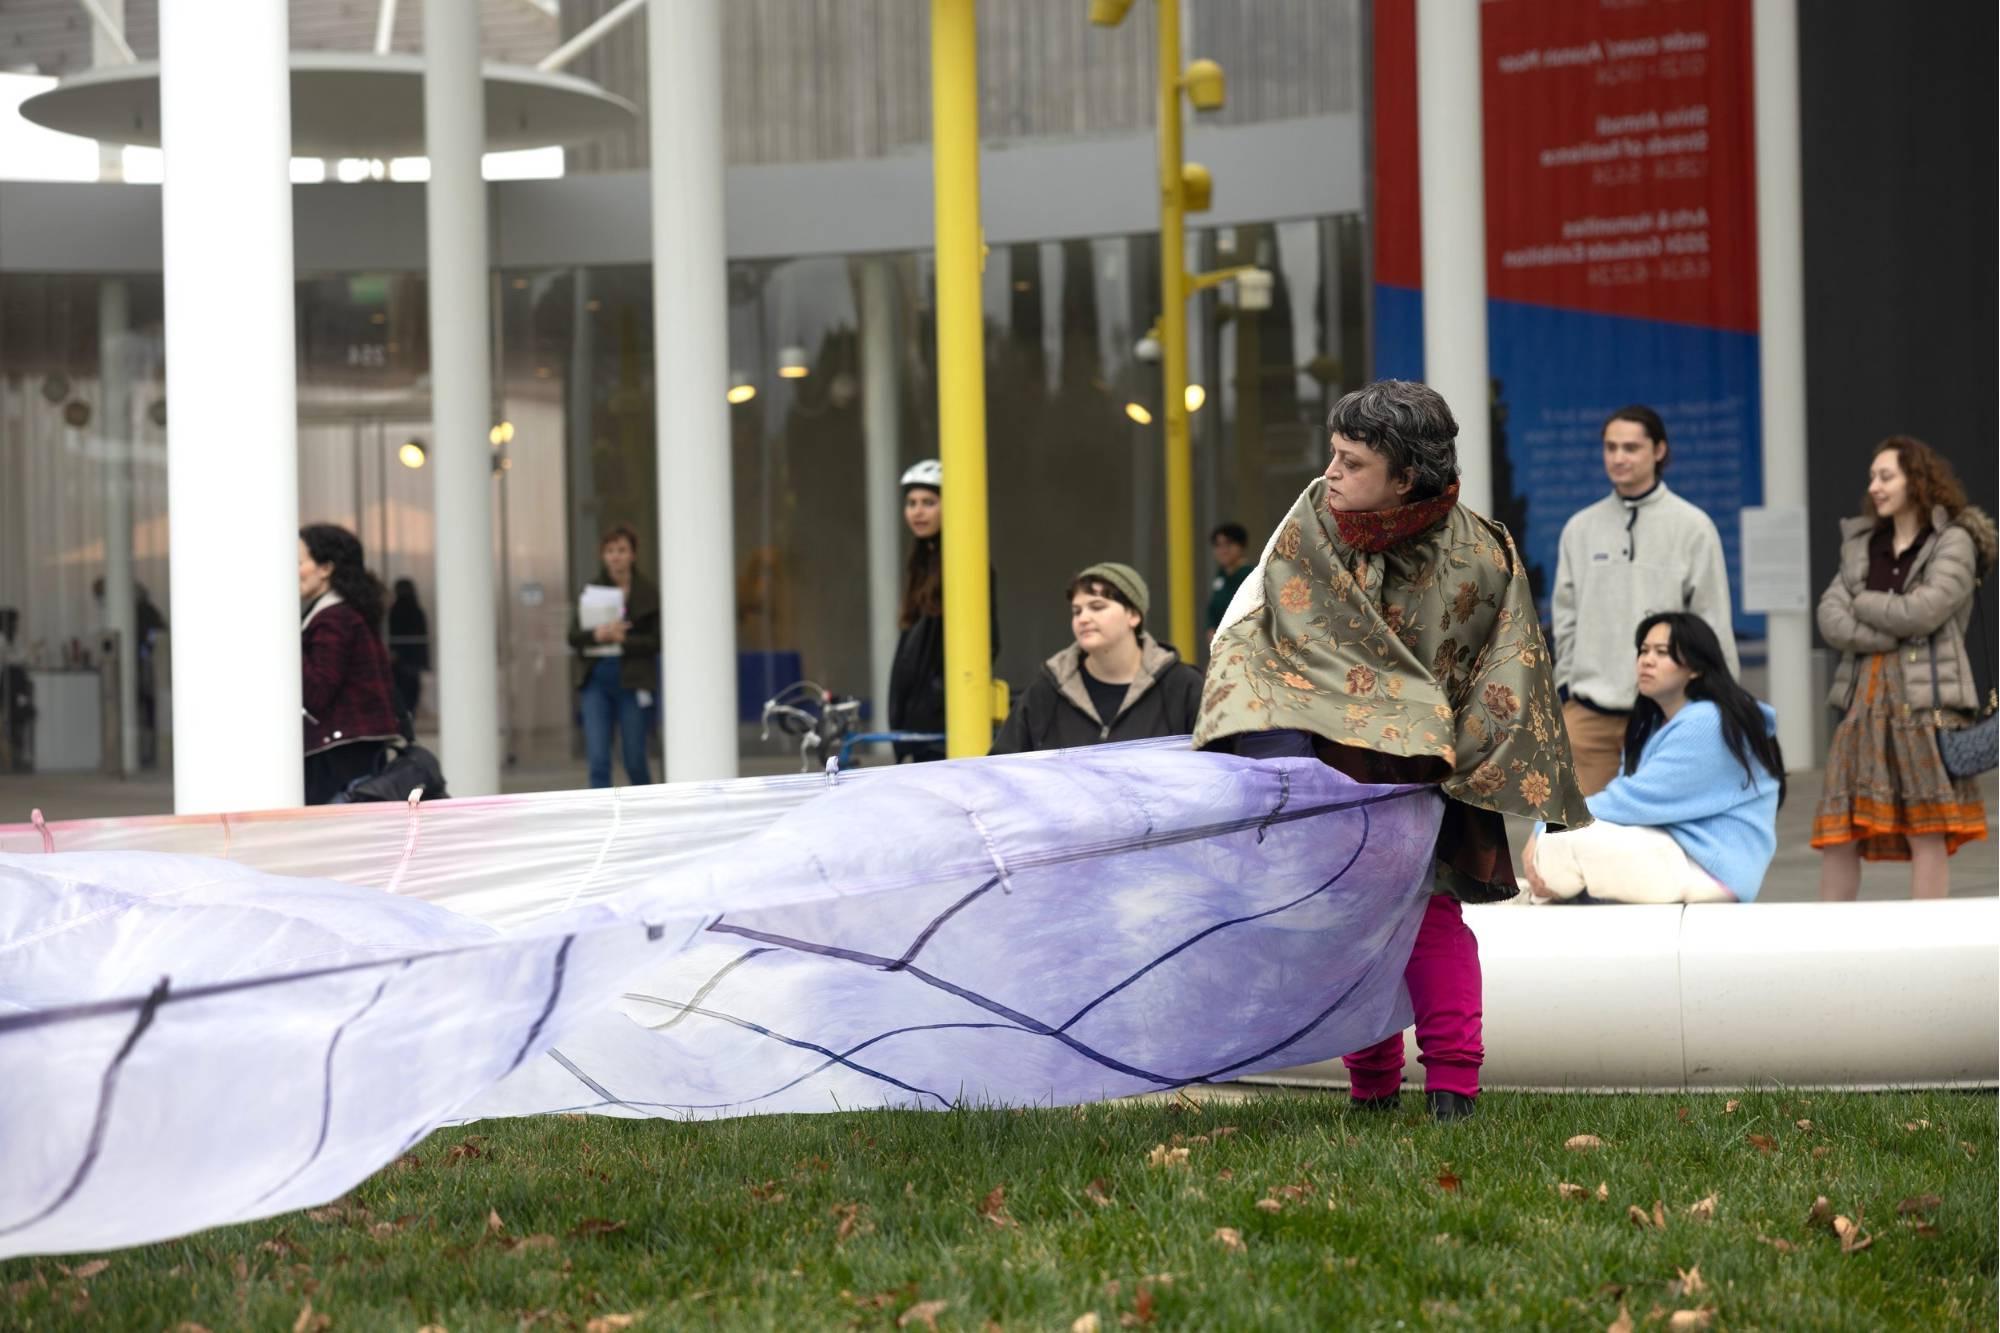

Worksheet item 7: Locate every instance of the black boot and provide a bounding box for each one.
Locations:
[1426,1090,1477,1122]
[1349,1091,1401,1113]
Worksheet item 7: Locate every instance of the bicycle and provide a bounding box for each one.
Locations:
[759,680,944,773]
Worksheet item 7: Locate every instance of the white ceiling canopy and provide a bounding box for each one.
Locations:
[19,51,635,158]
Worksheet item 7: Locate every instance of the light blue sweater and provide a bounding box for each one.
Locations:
[1578,699,1782,901]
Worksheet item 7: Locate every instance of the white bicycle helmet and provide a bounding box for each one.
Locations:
[900,459,942,491]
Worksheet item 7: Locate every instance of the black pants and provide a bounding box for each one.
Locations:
[304,741,387,806]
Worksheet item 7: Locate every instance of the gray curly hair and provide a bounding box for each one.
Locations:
[1324,380,1461,500]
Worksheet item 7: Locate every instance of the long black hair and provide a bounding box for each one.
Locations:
[300,523,385,631]
[1624,612,1785,806]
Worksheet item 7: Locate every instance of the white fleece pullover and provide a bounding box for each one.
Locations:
[1551,481,1739,712]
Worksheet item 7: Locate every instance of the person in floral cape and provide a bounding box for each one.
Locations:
[1196,380,1588,1120]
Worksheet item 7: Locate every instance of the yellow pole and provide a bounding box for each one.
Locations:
[1155,0,1196,653]
[930,0,993,758]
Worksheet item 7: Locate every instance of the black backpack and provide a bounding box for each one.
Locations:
[332,742,450,804]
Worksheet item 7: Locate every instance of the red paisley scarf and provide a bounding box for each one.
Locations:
[1328,481,1461,553]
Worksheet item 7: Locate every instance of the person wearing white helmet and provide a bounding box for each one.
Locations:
[887,459,997,760]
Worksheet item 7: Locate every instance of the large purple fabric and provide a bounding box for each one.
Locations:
[0,742,1440,1258]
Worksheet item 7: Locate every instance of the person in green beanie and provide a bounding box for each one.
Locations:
[990,562,1204,754]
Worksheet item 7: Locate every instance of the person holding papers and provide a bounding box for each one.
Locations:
[567,524,661,788]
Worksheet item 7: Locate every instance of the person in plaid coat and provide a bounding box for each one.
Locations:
[299,524,403,805]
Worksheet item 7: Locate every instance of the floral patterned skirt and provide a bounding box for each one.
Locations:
[1811,653,1988,860]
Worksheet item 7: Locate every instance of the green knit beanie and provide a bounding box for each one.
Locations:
[1074,562,1150,618]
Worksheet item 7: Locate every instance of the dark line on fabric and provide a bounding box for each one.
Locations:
[888,877,999,969]
[249,968,398,1209]
[628,946,776,1030]
[0,976,169,1237]
[704,921,1181,1085]
[1256,767,1293,844]
[1057,805,1371,1033]
[548,1047,649,1116]
[619,995,954,1108]
[504,935,574,1076]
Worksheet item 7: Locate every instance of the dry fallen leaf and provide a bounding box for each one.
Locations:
[1686,1194,1717,1222]
[1212,1126,1239,1138]
[486,1209,505,1235]
[1146,1144,1190,1169]
[1675,1106,1691,1123]
[1084,1178,1113,1208]
[1566,1134,1604,1152]
[1254,1198,1283,1214]
[1627,1205,1655,1230]
[1671,1265,1707,1298]
[1795,1118,1814,1133]
[290,1301,328,1333]
[1834,1212,1874,1254]
[1212,1227,1246,1252]
[585,1316,640,1333]
[1071,1315,1102,1333]
[898,1299,949,1330]
[1903,1119,1930,1132]
[570,1218,627,1239]
[1608,1303,1635,1333]
[1558,1182,1588,1202]
[1723,1100,1740,1114]
[416,1326,448,1333]
[68,1260,110,1280]
[1747,1133,1778,1155]
[1807,1195,1834,1229]
[1896,1194,1943,1216]
[1666,1310,1714,1330]
[1810,1146,1832,1160]
[1215,1169,1234,1182]
[1596,1182,1610,1203]
[1757,1234,1796,1253]
[508,1234,557,1253]
[978,1186,1016,1229]
[1436,1171,1462,1193]
[832,1203,868,1245]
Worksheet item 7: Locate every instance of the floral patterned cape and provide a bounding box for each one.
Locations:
[1195,479,1590,899]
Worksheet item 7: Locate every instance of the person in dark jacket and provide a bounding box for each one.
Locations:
[991,562,1203,754]
[298,524,402,805]
[386,578,430,721]
[566,524,661,788]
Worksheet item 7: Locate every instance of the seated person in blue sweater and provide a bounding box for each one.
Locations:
[1523,612,1785,903]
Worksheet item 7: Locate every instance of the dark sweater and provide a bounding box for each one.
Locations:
[567,571,662,692]
[990,635,1204,754]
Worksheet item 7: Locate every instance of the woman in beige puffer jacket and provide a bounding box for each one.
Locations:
[1813,436,1995,899]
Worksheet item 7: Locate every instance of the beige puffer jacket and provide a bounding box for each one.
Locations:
[1818,505,1997,715]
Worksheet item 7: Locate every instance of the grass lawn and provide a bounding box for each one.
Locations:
[3,1089,1993,1331]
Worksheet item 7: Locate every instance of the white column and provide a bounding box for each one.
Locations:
[649,0,738,780]
[859,258,902,745]
[90,0,125,179]
[1753,0,1813,770]
[1415,0,1491,513]
[424,0,502,796]
[98,279,138,776]
[159,0,301,811]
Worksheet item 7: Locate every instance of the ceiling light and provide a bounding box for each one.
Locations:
[398,441,427,469]
[1185,384,1207,412]
[1125,402,1153,425]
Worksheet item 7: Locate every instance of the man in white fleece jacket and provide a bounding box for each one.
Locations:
[1552,405,1739,793]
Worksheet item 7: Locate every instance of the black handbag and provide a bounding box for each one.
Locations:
[1930,578,1997,780]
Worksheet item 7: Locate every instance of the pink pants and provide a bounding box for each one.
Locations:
[1342,894,1483,1098]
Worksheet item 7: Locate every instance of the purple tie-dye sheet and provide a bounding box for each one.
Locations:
[0,742,1440,1257]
